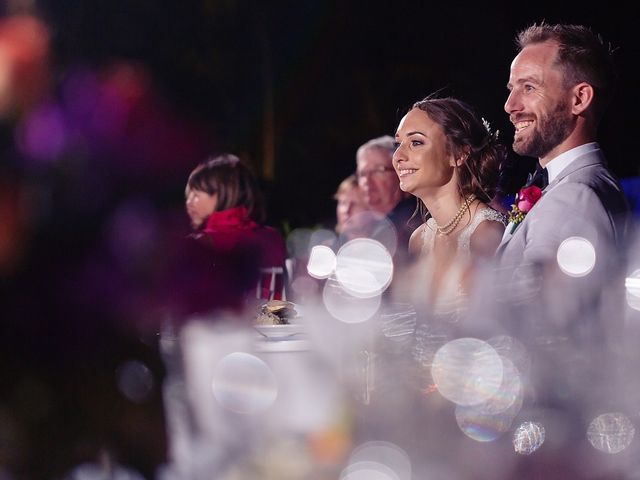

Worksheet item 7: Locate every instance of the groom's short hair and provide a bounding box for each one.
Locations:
[516,22,616,123]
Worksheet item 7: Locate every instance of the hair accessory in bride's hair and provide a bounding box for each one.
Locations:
[481,117,500,142]
[208,153,240,167]
[475,117,500,152]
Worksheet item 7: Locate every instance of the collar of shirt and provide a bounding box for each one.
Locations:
[545,142,599,185]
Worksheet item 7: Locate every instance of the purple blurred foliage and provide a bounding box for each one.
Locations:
[17,62,215,190]
[15,101,69,162]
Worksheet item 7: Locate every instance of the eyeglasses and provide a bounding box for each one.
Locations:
[356,166,395,180]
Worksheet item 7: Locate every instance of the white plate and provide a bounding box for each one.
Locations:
[254,338,311,353]
[253,324,305,339]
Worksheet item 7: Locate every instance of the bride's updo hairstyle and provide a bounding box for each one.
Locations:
[412,96,506,204]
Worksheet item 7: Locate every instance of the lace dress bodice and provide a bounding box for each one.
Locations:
[421,207,506,258]
[418,207,506,318]
[412,207,506,377]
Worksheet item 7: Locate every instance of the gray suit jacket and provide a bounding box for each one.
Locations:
[487,144,629,360]
[468,146,632,472]
[496,146,628,272]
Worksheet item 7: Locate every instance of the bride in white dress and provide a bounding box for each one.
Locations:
[392,95,507,316]
[347,97,508,463]
[390,96,508,390]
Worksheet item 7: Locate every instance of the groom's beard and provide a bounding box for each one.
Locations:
[513,100,573,159]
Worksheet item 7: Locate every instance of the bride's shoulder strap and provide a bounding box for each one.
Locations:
[420,219,436,254]
[458,207,506,251]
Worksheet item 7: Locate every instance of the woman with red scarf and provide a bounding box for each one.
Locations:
[164,154,287,318]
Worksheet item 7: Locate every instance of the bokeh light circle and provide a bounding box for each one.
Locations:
[454,356,523,442]
[625,270,640,311]
[431,338,503,406]
[307,245,337,279]
[348,441,411,480]
[587,412,635,454]
[513,421,546,455]
[340,461,400,480]
[116,360,154,403]
[455,357,523,442]
[335,238,393,298]
[556,236,596,277]
[455,405,515,442]
[474,356,522,415]
[487,335,531,379]
[322,278,381,324]
[212,352,277,414]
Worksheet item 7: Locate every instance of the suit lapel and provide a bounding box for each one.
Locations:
[546,148,605,190]
[496,149,605,246]
[495,147,605,259]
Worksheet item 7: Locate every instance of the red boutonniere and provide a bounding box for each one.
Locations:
[507,185,542,234]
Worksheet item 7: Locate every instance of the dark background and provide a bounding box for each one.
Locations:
[35,0,640,227]
[0,1,637,478]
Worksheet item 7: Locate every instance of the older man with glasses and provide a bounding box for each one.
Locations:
[355,135,419,269]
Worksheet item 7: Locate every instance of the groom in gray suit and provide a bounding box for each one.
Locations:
[497,23,629,271]
[482,23,632,477]
[495,23,629,315]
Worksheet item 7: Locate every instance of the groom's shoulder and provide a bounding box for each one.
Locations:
[555,159,626,200]
[568,150,623,186]
[545,177,627,222]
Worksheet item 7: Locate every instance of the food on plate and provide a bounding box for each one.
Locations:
[255,300,298,325]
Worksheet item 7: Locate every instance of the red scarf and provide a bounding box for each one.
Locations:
[202,206,258,234]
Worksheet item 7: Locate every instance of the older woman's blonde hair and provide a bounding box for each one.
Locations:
[333,173,359,200]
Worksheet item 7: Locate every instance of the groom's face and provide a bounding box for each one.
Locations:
[505,40,574,164]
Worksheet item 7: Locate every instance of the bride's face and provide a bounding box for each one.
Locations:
[392,108,456,197]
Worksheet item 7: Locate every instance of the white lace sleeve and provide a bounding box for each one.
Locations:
[458,208,506,253]
[421,219,437,255]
